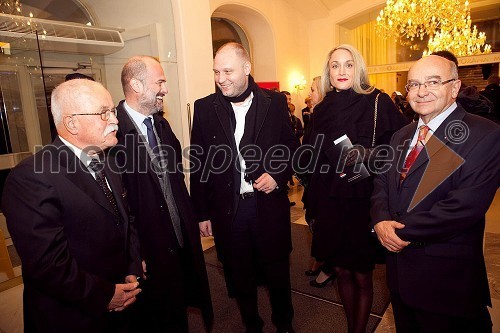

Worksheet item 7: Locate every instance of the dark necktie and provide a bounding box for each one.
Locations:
[400,125,430,182]
[142,118,184,247]
[143,117,158,150]
[89,159,120,219]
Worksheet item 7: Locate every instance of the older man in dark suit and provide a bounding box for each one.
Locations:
[1,79,142,333]
[371,54,500,332]
[113,55,212,333]
[191,42,300,333]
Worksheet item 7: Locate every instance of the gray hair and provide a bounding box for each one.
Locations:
[51,79,104,125]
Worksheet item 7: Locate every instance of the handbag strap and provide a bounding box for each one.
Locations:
[372,93,380,147]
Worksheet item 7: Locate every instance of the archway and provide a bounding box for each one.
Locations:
[212,4,277,83]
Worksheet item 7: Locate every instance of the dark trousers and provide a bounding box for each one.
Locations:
[130,248,190,333]
[391,292,492,333]
[229,196,294,331]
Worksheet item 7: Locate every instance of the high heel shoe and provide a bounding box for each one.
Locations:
[304,267,322,276]
[309,272,336,288]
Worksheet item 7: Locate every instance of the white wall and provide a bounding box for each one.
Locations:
[79,0,386,140]
[210,0,312,113]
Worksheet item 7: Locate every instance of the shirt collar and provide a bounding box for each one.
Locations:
[58,136,97,167]
[417,101,457,133]
[123,100,152,127]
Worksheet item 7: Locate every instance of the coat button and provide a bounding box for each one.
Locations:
[227,210,231,215]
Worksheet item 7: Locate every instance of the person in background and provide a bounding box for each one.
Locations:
[281,90,292,106]
[1,79,142,333]
[301,96,313,129]
[114,55,213,332]
[288,103,303,140]
[391,91,407,114]
[431,51,495,121]
[303,44,407,333]
[281,90,299,201]
[191,42,299,333]
[480,74,500,122]
[301,75,325,277]
[371,54,499,333]
[65,72,95,81]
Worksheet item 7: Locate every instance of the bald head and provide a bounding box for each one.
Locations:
[51,79,110,126]
[215,42,250,63]
[51,78,117,150]
[406,55,461,123]
[213,42,251,98]
[121,55,161,96]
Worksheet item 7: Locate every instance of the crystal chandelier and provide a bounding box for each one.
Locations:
[423,8,491,56]
[376,0,491,56]
[0,0,21,15]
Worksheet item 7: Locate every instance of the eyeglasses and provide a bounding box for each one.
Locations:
[71,108,117,121]
[405,78,456,92]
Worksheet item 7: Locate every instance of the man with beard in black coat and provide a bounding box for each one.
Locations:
[113,55,213,332]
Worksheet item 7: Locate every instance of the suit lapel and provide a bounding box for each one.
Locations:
[104,160,129,223]
[54,139,117,216]
[405,106,466,179]
[213,97,237,149]
[395,123,417,186]
[117,103,164,195]
[254,89,271,142]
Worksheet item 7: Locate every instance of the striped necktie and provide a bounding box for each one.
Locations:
[400,125,429,183]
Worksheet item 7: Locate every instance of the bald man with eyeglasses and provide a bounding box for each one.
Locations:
[2,79,142,333]
[371,54,500,332]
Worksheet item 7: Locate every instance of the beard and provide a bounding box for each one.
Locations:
[140,89,163,115]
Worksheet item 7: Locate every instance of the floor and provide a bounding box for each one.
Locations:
[0,185,499,333]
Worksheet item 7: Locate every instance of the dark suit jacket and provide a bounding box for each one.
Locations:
[190,88,300,265]
[1,138,142,333]
[371,105,500,318]
[113,101,213,326]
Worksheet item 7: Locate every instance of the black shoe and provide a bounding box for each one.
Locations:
[305,267,322,276]
[309,273,336,288]
[289,201,296,207]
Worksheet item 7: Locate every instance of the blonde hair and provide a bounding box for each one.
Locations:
[312,76,325,105]
[321,44,374,95]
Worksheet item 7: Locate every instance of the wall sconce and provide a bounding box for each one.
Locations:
[291,75,307,91]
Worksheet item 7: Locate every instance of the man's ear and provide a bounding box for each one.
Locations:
[451,79,461,99]
[244,61,251,76]
[130,78,144,93]
[63,115,78,135]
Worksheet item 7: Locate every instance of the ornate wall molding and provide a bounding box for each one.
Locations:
[368,52,500,74]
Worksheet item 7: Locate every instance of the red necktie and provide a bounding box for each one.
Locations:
[400,125,429,182]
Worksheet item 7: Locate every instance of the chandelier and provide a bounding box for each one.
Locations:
[423,9,491,56]
[0,0,21,15]
[376,0,491,56]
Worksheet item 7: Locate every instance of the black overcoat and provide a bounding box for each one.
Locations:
[2,138,142,333]
[114,101,213,327]
[190,88,300,265]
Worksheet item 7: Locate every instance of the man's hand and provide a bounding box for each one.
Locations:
[108,281,141,312]
[199,220,212,237]
[253,173,277,194]
[373,220,410,252]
